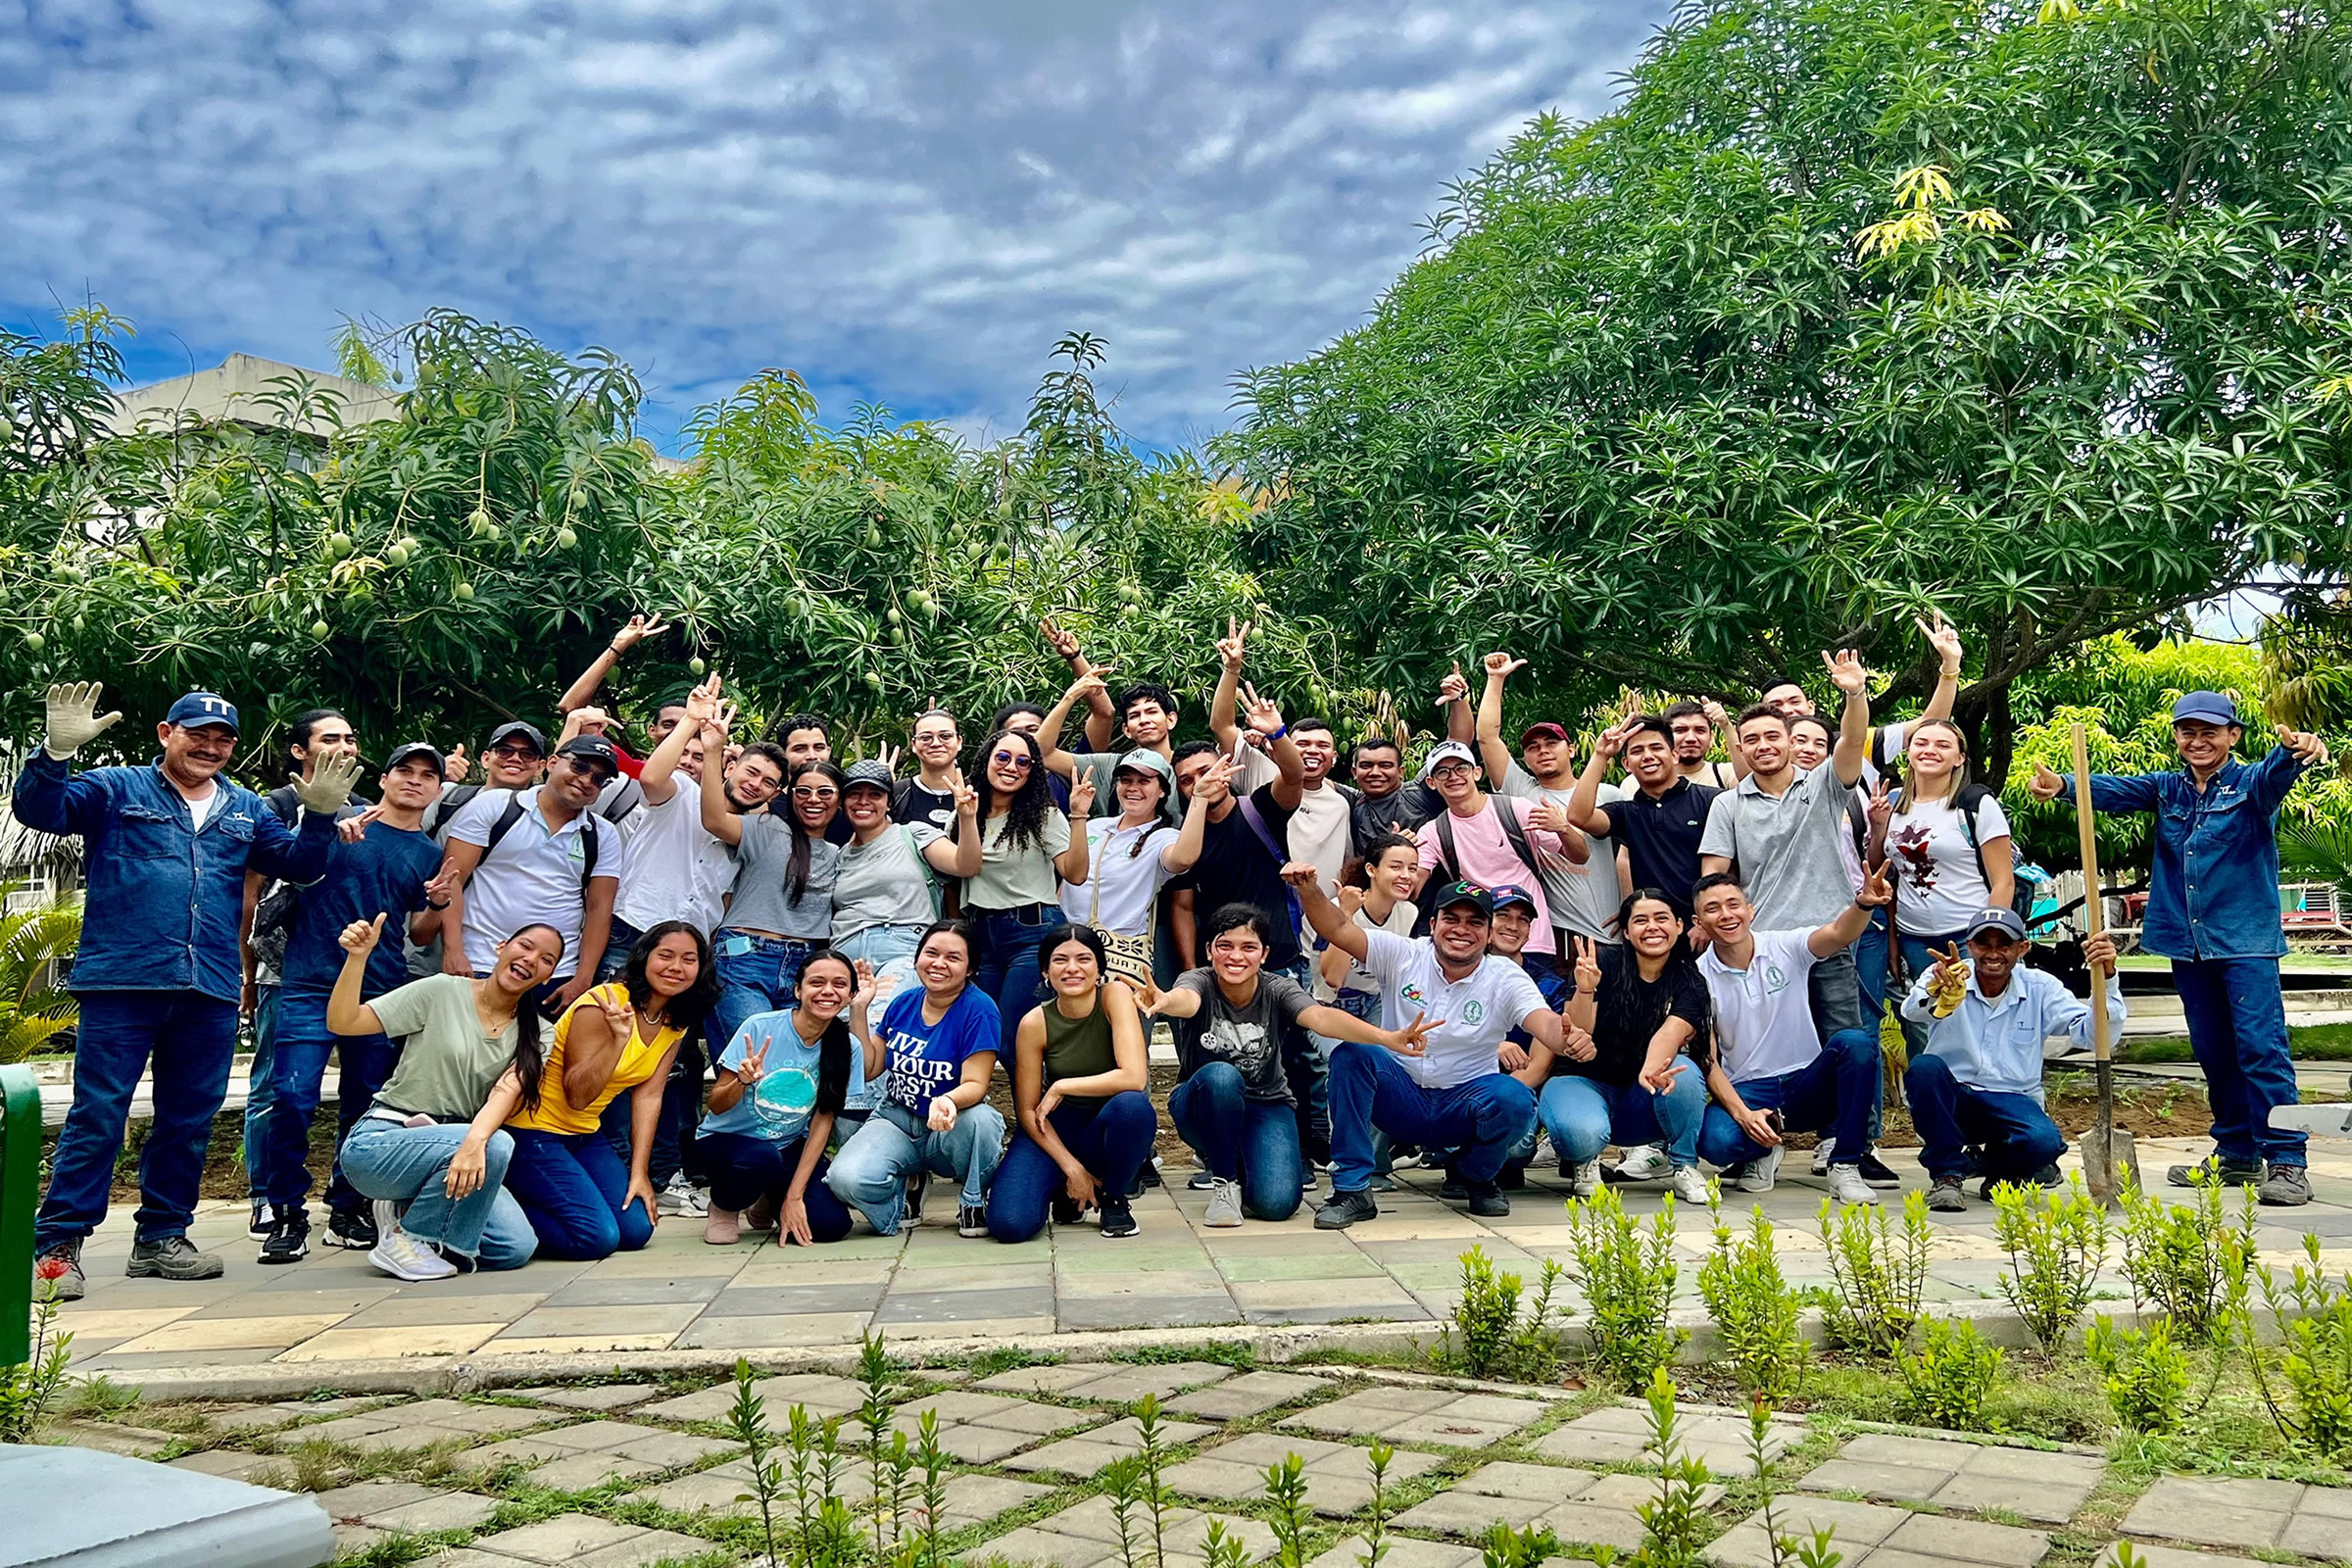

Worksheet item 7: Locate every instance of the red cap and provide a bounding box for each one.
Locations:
[1519,721,1570,746]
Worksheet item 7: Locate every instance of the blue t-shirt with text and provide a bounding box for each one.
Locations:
[279,824,443,998]
[876,984,1001,1115]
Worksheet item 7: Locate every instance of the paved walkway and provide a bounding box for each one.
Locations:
[51,1358,2352,1568]
[49,1136,2352,1378]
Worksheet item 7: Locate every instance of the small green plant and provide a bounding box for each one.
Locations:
[1136,1395,1174,1568]
[1897,1317,2003,1431]
[0,1263,76,1444]
[1747,1396,1840,1568]
[2083,1315,2190,1434]
[1698,1195,1807,1402]
[781,1402,860,1568]
[725,1359,787,1568]
[1103,1454,1152,1568]
[911,1411,950,1568]
[1359,1440,1396,1568]
[1626,1367,1710,1568]
[1563,1187,1686,1391]
[1264,1451,1315,1568]
[1202,1518,1252,1568]
[1479,1523,1561,1568]
[1992,1176,2110,1357]
[1817,1191,1930,1358]
[1446,1247,1568,1381]
[2243,1233,2352,1461]
[2118,1171,2255,1346]
[858,1331,899,1554]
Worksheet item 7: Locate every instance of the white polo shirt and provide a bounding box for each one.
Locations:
[444,786,612,980]
[1698,928,1821,1085]
[611,773,731,939]
[1359,929,1547,1090]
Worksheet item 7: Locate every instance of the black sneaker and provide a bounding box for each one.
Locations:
[246,1198,271,1243]
[1137,1161,1162,1190]
[1187,1171,1216,1191]
[1051,1194,1083,1227]
[127,1235,225,1280]
[1099,1197,1139,1239]
[1314,1189,1379,1229]
[956,1202,988,1238]
[1496,1161,1529,1192]
[2260,1162,2313,1207]
[321,1207,377,1250]
[1857,1150,1901,1189]
[34,1242,84,1302]
[1439,1172,1468,1201]
[1368,1173,1397,1193]
[1926,1176,1968,1212]
[2030,1161,2063,1189]
[2169,1155,2262,1189]
[259,1207,310,1264]
[904,1172,929,1224]
[1466,1181,1510,1218]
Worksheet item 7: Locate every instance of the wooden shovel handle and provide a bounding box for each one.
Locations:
[2071,722,2112,1064]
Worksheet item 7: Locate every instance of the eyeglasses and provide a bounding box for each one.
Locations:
[487,745,541,760]
[1429,763,1475,780]
[792,786,840,801]
[990,751,1035,772]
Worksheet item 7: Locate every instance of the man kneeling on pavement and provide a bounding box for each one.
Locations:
[1900,907,2126,1210]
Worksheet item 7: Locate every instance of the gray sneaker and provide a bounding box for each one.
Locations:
[125,1235,224,1281]
[34,1242,84,1302]
[2260,1162,2312,1207]
[1203,1178,1245,1228]
[1926,1176,1968,1212]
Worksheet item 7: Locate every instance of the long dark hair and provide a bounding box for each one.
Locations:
[498,922,564,1109]
[913,919,976,996]
[966,729,1053,854]
[1036,921,1105,977]
[785,760,846,904]
[1605,889,1710,1068]
[787,949,858,1114]
[621,920,719,1027]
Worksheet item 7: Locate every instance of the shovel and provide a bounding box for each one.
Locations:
[2072,721,2139,1203]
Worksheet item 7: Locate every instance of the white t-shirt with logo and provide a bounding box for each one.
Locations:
[1358,929,1547,1091]
[1698,928,1822,1085]
[1886,794,2011,938]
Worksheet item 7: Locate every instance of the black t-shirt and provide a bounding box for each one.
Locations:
[1593,779,1720,917]
[1171,968,1312,1103]
[1351,782,1444,855]
[894,779,956,833]
[1175,784,1302,968]
[1559,945,1712,1087]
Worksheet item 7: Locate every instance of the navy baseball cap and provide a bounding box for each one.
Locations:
[1964,907,2030,943]
[1489,883,1541,915]
[166,693,238,734]
[2172,691,2240,727]
[556,735,620,776]
[384,742,445,775]
[1433,880,1495,918]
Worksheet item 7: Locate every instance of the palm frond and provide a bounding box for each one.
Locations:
[2278,820,2352,887]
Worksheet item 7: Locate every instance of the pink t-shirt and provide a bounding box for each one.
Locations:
[1415,796,1566,955]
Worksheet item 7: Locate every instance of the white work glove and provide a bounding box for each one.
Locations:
[43,682,124,760]
[291,753,366,815]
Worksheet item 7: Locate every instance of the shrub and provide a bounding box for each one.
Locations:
[1898,1317,2003,1431]
[0,1263,74,1445]
[1446,1246,1567,1382]
[1697,1196,1807,1403]
[1991,1176,2110,1357]
[2118,1171,2255,1346]
[1818,1191,1930,1358]
[1563,1187,1687,1391]
[1626,1367,1711,1568]
[2244,1233,2352,1461]
[2084,1315,2191,1434]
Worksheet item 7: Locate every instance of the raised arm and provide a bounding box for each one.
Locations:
[324,914,391,1035]
[2027,761,2164,815]
[1285,861,1369,962]
[1824,647,1871,789]
[1041,618,1119,754]
[1036,669,1109,781]
[920,769,985,877]
[1566,725,1626,836]
[1475,653,1525,790]
[1054,773,1098,882]
[1159,757,1228,873]
[694,685,748,846]
[1915,613,1964,728]
[1438,662,1474,744]
[1807,859,1892,958]
[635,676,711,808]
[558,613,668,715]
[1208,615,1251,754]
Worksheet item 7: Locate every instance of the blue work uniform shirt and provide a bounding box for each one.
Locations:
[12,751,333,1002]
[2061,745,2308,960]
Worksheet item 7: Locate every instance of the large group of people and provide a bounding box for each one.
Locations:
[18,609,2332,1300]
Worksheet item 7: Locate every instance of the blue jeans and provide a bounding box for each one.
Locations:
[2176,956,2303,1167]
[968,905,1053,1053]
[1530,1069,1705,1167]
[263,990,400,1219]
[1167,1065,1302,1220]
[505,1125,656,1260]
[242,982,280,1195]
[987,1093,1158,1242]
[594,917,646,984]
[1698,1028,1881,1168]
[339,1119,536,1266]
[712,932,820,1063]
[1264,956,1327,1164]
[697,1129,855,1242]
[832,925,925,1113]
[37,990,238,1251]
[1854,907,1891,1021]
[599,1028,707,1188]
[1904,1053,2066,1184]
[825,1100,1006,1235]
[1327,1042,1537,1194]
[1807,948,1864,1037]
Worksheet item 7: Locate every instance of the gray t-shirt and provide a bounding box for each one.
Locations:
[964,808,1070,910]
[367,974,518,1122]
[833,823,946,940]
[723,814,840,939]
[1498,760,1623,945]
[1696,759,1856,928]
[1171,968,1312,1103]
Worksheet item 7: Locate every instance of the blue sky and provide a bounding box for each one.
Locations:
[2,1,1671,457]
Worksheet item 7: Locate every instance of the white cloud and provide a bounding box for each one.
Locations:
[0,0,1668,453]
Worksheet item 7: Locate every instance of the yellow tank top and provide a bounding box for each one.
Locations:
[509,981,685,1136]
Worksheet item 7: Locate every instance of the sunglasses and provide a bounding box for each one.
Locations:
[488,745,542,760]
[990,750,1035,772]
[792,785,840,801]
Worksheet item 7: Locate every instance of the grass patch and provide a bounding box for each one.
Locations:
[1108,1342,1257,1371]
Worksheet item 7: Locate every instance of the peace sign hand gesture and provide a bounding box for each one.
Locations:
[1572,936,1602,995]
[1068,770,1098,818]
[611,613,671,653]
[1216,615,1253,671]
[738,1029,773,1086]
[1239,681,1285,738]
[1866,776,1893,829]
[948,766,980,816]
[1382,1009,1438,1057]
[1855,858,1894,909]
[1916,611,1963,674]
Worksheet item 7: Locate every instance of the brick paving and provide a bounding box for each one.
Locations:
[1800,1432,2107,1525]
[2121,1475,2352,1557]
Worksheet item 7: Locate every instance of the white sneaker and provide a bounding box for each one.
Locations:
[1671,1166,1711,1204]
[1827,1163,1881,1206]
[1811,1136,1834,1176]
[368,1225,457,1282]
[1568,1159,1601,1199]
[1735,1146,1784,1193]
[659,1175,709,1216]
[1613,1144,1673,1182]
[1204,1178,1245,1228]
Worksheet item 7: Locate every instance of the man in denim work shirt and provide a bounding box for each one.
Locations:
[14,682,360,1298]
[2031,691,2328,1205]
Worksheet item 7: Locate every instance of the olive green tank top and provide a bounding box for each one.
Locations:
[1042,996,1117,1105]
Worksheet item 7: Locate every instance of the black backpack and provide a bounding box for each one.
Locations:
[476,789,605,891]
[1429,797,1544,888]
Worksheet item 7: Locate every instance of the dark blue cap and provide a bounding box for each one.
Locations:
[165,693,238,733]
[2172,691,2239,727]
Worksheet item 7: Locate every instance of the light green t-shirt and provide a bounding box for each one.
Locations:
[366,974,519,1122]
[964,808,1070,910]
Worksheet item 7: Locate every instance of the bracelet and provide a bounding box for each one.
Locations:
[425,898,450,911]
[1268,723,1289,741]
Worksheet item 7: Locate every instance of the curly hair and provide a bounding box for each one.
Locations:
[965,730,1054,856]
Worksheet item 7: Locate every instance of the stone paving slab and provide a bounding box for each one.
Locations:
[1164,1430,1446,1514]
[627,1458,1053,1526]
[1165,1369,1332,1422]
[1396,1459,1725,1548]
[1310,1537,1485,1568]
[1802,1433,2106,1525]
[889,1390,1105,1462]
[512,1384,661,1411]
[2098,1545,2274,1568]
[435,1511,716,1567]
[166,1446,292,1482]
[2122,1475,2352,1555]
[1004,1412,1218,1474]
[638,1370,868,1424]
[1532,1399,1804,1478]
[1711,1498,2050,1568]
[310,1480,505,1533]
[1281,1386,1550,1448]
[976,1359,1237,1403]
[985,1494,1279,1568]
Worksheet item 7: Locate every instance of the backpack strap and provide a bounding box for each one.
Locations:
[1491,799,1544,884]
[1432,809,1461,881]
[480,791,602,892]
[901,824,944,919]
[1235,794,1305,934]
